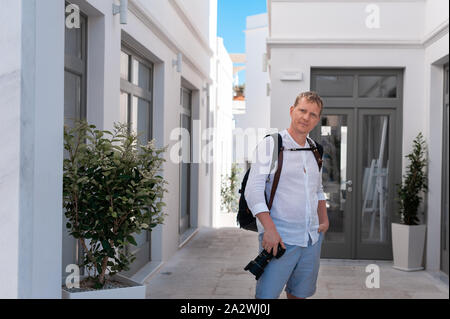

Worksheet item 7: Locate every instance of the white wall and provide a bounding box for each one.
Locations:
[271,1,424,40]
[0,0,22,299]
[177,0,212,42]
[424,0,449,37]
[423,0,449,271]
[212,37,235,227]
[0,0,65,298]
[237,13,271,161]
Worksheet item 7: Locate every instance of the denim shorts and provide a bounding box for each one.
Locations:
[255,232,324,299]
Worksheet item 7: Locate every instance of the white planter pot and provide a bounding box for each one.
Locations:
[391,223,427,271]
[62,274,146,299]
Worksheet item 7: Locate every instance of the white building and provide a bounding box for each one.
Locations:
[266,0,448,276]
[232,14,272,200]
[242,13,271,138]
[211,37,235,227]
[0,0,230,298]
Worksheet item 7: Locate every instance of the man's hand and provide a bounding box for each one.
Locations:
[262,228,286,257]
[318,223,329,233]
[256,212,286,256]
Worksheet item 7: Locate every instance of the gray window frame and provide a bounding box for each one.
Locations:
[179,86,193,235]
[120,45,154,140]
[311,68,403,109]
[64,8,87,121]
[118,44,154,276]
[63,7,88,279]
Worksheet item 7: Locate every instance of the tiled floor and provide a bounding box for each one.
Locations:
[145,227,449,299]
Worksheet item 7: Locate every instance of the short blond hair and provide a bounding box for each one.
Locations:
[293,91,323,115]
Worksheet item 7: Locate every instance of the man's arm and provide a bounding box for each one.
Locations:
[317,200,329,233]
[244,137,285,256]
[317,169,329,233]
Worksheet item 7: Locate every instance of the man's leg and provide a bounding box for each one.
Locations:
[255,235,301,299]
[285,232,324,299]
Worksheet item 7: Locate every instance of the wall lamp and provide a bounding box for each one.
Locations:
[113,0,128,25]
[173,53,182,73]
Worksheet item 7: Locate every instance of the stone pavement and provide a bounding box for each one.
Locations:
[144,227,449,299]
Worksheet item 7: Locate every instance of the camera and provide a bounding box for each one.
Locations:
[244,243,286,280]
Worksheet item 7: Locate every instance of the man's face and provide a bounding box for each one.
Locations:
[289,98,321,135]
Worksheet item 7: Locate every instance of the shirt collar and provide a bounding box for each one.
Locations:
[284,129,310,148]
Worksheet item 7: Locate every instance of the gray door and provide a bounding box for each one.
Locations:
[311,69,402,260]
[119,46,154,276]
[179,87,192,234]
[442,63,449,276]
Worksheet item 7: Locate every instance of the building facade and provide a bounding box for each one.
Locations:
[266,0,448,276]
[0,0,232,298]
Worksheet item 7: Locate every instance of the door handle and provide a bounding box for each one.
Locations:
[346,180,352,193]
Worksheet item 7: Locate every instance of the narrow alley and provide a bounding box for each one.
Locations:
[145,228,449,299]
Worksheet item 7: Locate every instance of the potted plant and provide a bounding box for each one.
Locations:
[392,132,428,271]
[62,121,167,298]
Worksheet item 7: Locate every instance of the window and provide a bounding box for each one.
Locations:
[119,46,154,275]
[64,11,87,126]
[314,75,354,97]
[312,70,400,99]
[358,76,397,98]
[63,8,87,279]
[120,47,153,143]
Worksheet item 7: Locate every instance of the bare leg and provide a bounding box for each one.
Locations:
[286,292,305,299]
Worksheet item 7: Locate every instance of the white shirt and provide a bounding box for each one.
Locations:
[244,129,326,247]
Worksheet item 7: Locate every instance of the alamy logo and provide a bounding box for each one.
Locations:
[365,264,380,288]
[65,264,80,289]
[365,4,381,29]
[66,4,80,29]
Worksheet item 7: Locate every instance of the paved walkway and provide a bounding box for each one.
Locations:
[144,227,449,299]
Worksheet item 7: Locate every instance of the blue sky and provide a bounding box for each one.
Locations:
[217,0,267,84]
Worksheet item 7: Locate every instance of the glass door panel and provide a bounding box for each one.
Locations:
[360,115,390,243]
[356,109,395,260]
[310,109,354,259]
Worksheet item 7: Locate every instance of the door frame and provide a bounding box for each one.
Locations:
[179,86,193,236]
[311,68,403,260]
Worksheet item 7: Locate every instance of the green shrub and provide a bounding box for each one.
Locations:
[221,163,241,213]
[63,121,167,288]
[396,132,428,225]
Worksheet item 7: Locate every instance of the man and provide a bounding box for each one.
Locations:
[245,91,329,299]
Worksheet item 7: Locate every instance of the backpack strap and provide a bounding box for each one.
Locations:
[306,137,323,172]
[264,133,284,210]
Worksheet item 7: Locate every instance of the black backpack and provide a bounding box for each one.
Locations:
[236,133,324,232]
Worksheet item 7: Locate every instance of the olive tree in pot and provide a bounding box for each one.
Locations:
[393,132,428,271]
[62,121,167,298]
